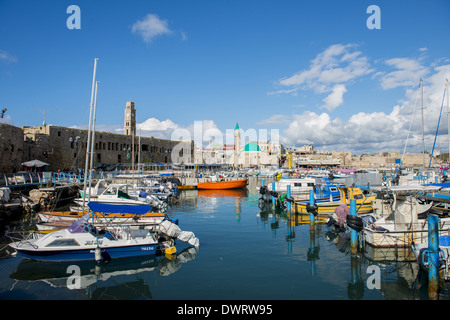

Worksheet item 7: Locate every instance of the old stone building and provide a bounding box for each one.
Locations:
[0,101,194,173]
[0,123,25,173]
[20,124,191,171]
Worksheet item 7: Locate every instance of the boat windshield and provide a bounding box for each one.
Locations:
[67,214,90,233]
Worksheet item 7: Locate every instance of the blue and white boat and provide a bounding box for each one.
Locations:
[10,201,199,262]
[313,177,345,202]
[9,213,160,262]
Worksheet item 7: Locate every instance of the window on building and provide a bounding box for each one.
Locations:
[97,154,101,162]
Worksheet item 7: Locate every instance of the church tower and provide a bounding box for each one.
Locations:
[234,123,240,168]
[124,101,136,136]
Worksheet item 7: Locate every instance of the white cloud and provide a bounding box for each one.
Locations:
[321,84,347,111]
[266,88,298,96]
[274,44,374,111]
[134,118,179,140]
[279,44,373,90]
[138,118,179,131]
[380,57,429,90]
[131,14,172,43]
[277,63,450,154]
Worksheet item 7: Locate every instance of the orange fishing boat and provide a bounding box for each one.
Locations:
[197,178,248,190]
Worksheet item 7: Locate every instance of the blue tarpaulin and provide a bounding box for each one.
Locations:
[87,202,152,215]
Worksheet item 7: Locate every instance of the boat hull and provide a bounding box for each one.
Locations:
[293,187,375,215]
[11,242,158,262]
[294,201,373,215]
[364,217,450,248]
[197,179,248,190]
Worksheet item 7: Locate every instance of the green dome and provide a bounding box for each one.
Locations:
[243,142,260,152]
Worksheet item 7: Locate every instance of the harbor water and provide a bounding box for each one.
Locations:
[0,173,446,300]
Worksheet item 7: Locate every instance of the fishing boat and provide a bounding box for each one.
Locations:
[197,178,248,190]
[293,187,375,215]
[257,178,316,201]
[358,184,443,248]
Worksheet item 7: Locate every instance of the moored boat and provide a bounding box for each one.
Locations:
[10,202,200,262]
[9,213,161,262]
[197,178,248,190]
[294,187,375,215]
[38,203,167,225]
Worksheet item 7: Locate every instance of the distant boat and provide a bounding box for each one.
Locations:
[197,178,248,190]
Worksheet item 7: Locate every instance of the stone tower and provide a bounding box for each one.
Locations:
[124,101,136,136]
[234,123,240,168]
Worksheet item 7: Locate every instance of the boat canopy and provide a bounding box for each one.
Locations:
[87,202,152,215]
[68,214,90,233]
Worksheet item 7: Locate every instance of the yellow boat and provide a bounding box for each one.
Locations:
[293,187,375,215]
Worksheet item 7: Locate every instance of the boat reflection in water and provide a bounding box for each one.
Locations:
[197,188,248,198]
[256,201,435,300]
[324,227,433,300]
[10,246,199,299]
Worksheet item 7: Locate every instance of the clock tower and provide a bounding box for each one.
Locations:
[124,101,136,136]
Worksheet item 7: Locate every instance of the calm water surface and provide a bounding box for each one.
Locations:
[0,173,446,300]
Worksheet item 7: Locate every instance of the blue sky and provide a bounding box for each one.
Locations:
[1,0,450,154]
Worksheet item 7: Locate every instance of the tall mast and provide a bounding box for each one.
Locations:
[421,79,425,170]
[88,81,99,202]
[82,58,98,212]
[447,78,449,168]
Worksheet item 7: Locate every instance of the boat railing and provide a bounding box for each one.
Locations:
[366,225,450,235]
[5,230,40,249]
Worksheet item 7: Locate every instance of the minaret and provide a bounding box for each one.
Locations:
[234,123,240,168]
[124,101,136,136]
